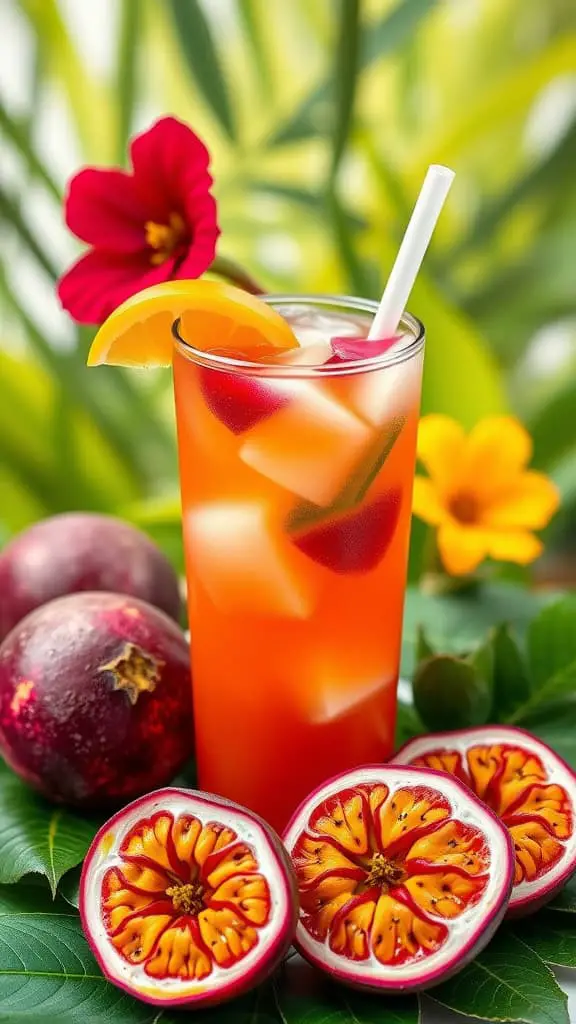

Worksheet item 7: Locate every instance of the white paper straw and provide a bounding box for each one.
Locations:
[368,164,455,339]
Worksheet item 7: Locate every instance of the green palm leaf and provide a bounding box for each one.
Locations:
[268,0,438,146]
[167,0,237,141]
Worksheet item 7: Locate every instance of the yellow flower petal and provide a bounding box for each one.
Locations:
[412,477,448,526]
[437,522,489,576]
[485,529,543,565]
[417,416,466,493]
[460,417,533,500]
[481,472,560,530]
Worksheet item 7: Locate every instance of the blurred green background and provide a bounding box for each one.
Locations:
[1,0,575,582]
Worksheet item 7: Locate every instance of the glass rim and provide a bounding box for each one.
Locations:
[171,294,425,378]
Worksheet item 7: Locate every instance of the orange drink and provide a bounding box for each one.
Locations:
[173,296,424,831]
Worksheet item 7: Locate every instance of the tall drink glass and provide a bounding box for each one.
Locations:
[173,295,424,831]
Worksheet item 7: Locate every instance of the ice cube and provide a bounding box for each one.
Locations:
[272,343,332,366]
[185,501,317,619]
[306,668,396,724]
[240,382,375,506]
[345,350,423,427]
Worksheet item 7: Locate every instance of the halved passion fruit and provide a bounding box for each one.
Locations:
[283,765,513,993]
[394,725,576,917]
[80,788,297,1007]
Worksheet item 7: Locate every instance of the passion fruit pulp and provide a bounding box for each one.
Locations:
[80,788,297,1008]
[393,725,576,916]
[283,764,513,993]
[0,591,193,806]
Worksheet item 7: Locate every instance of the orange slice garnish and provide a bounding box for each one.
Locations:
[86,280,298,367]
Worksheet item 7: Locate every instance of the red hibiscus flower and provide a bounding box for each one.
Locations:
[58,116,220,325]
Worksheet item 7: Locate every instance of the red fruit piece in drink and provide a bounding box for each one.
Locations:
[330,335,399,361]
[292,490,402,573]
[199,364,290,435]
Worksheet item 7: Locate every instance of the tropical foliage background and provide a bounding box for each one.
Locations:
[1,0,575,582]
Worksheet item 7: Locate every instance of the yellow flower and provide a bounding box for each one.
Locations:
[412,415,560,576]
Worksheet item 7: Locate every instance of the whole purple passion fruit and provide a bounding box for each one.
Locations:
[283,764,513,993]
[80,787,297,1008]
[393,725,576,916]
[0,513,181,642]
[0,592,193,807]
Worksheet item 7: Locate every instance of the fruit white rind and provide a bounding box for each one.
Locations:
[284,764,513,992]
[394,725,576,915]
[80,788,295,1007]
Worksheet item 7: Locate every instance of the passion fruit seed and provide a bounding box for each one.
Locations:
[366,852,406,888]
[80,788,297,1008]
[284,765,513,993]
[393,725,576,917]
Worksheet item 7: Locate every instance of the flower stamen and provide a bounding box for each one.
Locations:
[145,212,187,265]
[449,492,479,525]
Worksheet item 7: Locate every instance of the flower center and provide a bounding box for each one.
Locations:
[449,491,480,525]
[366,851,406,890]
[165,881,205,916]
[145,212,187,265]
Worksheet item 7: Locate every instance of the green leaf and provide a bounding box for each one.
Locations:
[510,660,576,727]
[493,623,532,721]
[0,98,61,202]
[167,0,237,141]
[0,185,59,280]
[464,216,576,363]
[531,379,576,473]
[329,0,360,180]
[247,180,367,230]
[412,648,492,732]
[59,867,81,910]
[520,698,576,770]
[0,883,151,1022]
[395,699,424,749]
[0,886,282,1023]
[550,876,576,915]
[361,0,438,68]
[237,0,274,93]
[269,0,438,146]
[431,930,569,1024]
[414,33,576,171]
[122,494,184,573]
[528,596,576,687]
[19,0,114,161]
[248,180,324,209]
[274,957,420,1023]
[414,269,508,427]
[0,342,140,513]
[416,625,435,663]
[325,188,373,296]
[115,0,141,163]
[402,582,550,678]
[0,762,100,896]
[451,119,576,264]
[517,914,576,968]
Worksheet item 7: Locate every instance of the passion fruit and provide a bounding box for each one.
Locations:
[0,592,193,806]
[394,725,576,916]
[0,513,181,642]
[80,788,297,1008]
[283,764,513,993]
